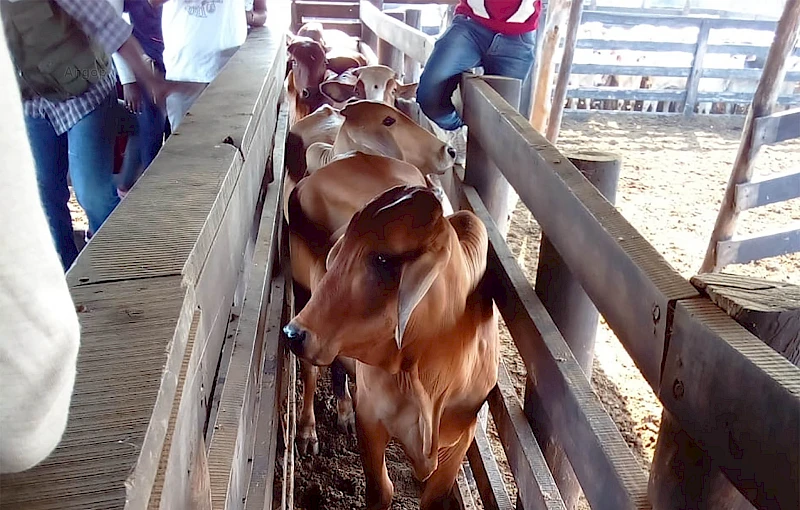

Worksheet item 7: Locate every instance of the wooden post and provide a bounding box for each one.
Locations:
[699,0,800,273]
[403,9,422,84]
[362,0,383,51]
[462,75,522,238]
[650,273,800,510]
[527,151,621,510]
[546,0,585,143]
[529,0,572,133]
[682,20,710,116]
[378,11,405,73]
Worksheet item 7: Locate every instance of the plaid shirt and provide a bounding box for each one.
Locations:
[21,0,133,135]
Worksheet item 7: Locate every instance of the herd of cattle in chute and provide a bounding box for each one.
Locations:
[282,21,499,509]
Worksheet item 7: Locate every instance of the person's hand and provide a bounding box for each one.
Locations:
[122,83,143,114]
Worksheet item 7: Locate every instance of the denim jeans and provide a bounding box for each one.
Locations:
[117,82,167,192]
[25,93,120,270]
[417,15,536,130]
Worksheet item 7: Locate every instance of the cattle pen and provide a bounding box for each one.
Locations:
[0,1,798,509]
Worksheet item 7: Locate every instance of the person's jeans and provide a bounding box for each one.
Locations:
[25,93,120,271]
[417,14,536,130]
[117,82,167,192]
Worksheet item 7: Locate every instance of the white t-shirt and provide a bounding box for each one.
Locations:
[162,0,248,83]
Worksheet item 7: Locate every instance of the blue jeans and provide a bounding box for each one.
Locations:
[417,15,536,130]
[25,93,120,270]
[117,82,167,192]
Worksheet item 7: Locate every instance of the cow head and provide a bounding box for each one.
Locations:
[287,37,328,102]
[334,100,456,175]
[283,186,452,369]
[320,65,418,105]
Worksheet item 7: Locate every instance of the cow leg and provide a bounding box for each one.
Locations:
[293,281,320,455]
[356,411,393,509]
[297,359,320,455]
[419,420,477,510]
[332,358,355,435]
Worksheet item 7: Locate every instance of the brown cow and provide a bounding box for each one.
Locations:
[284,179,497,509]
[287,23,377,125]
[304,100,456,176]
[320,65,418,106]
[283,101,457,455]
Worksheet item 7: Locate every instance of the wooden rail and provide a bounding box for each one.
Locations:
[0,27,290,509]
[355,5,800,509]
[564,10,800,114]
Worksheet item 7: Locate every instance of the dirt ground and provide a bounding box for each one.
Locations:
[69,112,798,508]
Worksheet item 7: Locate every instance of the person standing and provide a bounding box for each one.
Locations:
[155,0,247,131]
[1,0,179,270]
[110,0,168,197]
[0,13,81,473]
[416,0,541,132]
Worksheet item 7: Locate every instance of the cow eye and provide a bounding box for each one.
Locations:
[382,116,396,126]
[371,253,400,280]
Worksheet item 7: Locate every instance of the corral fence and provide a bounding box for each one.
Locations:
[563,10,800,114]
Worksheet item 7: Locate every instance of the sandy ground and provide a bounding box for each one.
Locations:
[68,112,799,507]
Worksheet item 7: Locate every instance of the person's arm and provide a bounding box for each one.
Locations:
[247,0,267,27]
[0,21,81,474]
[54,0,171,105]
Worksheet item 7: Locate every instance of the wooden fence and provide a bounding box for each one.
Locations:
[354,2,800,509]
[0,27,292,509]
[565,10,800,114]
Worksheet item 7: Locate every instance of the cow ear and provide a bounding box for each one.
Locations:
[326,234,345,271]
[395,249,446,350]
[321,80,357,103]
[395,82,418,100]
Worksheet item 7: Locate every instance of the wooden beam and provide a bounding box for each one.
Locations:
[658,297,800,509]
[683,20,710,115]
[454,466,478,510]
[293,0,359,20]
[466,423,516,510]
[716,226,800,267]
[378,10,406,73]
[402,8,422,83]
[206,104,288,508]
[692,272,800,365]
[359,0,434,64]
[699,0,800,273]
[462,74,521,239]
[461,76,698,390]
[531,152,621,507]
[486,363,566,510]
[753,107,800,146]
[530,0,572,132]
[734,170,800,211]
[461,185,651,509]
[570,64,691,78]
[546,0,585,143]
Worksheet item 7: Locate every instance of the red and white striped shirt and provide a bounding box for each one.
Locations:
[455,0,542,36]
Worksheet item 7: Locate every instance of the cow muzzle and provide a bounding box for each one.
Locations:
[283,322,308,357]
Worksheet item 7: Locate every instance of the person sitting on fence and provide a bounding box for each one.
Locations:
[245,0,267,28]
[109,0,169,199]
[1,0,183,271]
[154,0,248,131]
[0,18,81,473]
[416,0,541,133]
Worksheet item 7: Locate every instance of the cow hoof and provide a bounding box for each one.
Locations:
[336,401,356,435]
[296,430,319,456]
